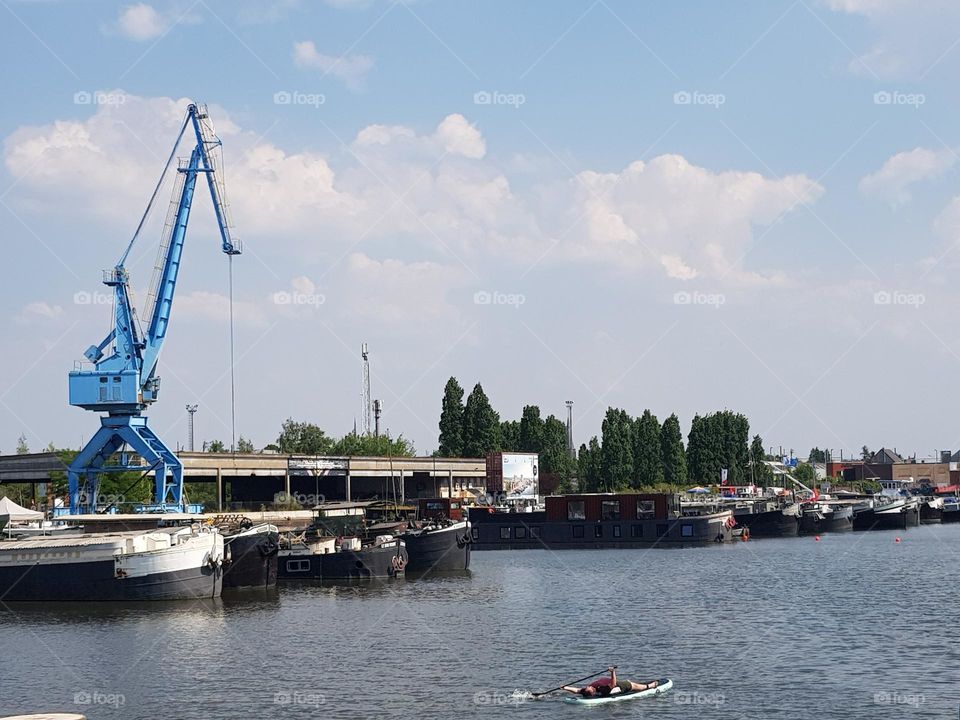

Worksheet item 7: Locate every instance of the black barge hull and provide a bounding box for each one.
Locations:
[734,508,799,537]
[223,528,279,589]
[402,522,471,572]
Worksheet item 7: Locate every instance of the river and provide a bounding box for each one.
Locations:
[2,524,958,719]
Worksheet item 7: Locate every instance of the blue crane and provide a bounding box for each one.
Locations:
[67,103,240,514]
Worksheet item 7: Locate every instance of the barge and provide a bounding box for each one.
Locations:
[853,497,921,531]
[798,503,853,535]
[468,493,735,550]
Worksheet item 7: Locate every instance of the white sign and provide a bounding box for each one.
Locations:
[289,457,348,471]
[502,453,539,498]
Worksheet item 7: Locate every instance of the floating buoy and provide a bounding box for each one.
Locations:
[814,535,821,542]
[895,537,901,543]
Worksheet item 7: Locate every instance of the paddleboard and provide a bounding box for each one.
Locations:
[563,678,672,705]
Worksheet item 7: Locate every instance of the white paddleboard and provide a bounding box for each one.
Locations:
[563,678,673,705]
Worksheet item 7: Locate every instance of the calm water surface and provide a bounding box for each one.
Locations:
[3,525,959,719]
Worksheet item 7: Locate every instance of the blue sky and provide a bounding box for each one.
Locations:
[3,0,960,461]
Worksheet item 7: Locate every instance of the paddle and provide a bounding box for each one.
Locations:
[532,667,617,698]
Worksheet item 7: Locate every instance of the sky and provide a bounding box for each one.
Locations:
[2,0,960,460]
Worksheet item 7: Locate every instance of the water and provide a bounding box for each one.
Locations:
[2,525,959,719]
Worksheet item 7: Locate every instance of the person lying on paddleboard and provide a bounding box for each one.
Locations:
[562,667,659,697]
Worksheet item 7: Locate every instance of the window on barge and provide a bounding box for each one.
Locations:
[568,500,586,520]
[601,500,620,520]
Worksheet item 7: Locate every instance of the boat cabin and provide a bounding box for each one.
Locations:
[417,497,464,521]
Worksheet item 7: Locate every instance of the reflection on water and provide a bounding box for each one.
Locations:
[2,527,960,719]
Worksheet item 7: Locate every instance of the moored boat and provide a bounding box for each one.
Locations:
[798,503,853,535]
[941,496,960,523]
[733,501,800,537]
[0,526,223,601]
[400,519,471,572]
[853,497,920,531]
[221,522,280,589]
[920,496,944,524]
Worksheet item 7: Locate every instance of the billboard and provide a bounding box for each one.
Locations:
[502,453,539,498]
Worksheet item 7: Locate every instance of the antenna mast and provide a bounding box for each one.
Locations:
[361,343,371,436]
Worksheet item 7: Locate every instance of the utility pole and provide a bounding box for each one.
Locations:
[373,399,382,438]
[361,343,371,436]
[185,404,198,452]
[565,400,575,459]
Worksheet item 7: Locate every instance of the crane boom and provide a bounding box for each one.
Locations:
[67,103,240,514]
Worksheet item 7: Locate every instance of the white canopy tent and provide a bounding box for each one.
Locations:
[0,496,44,522]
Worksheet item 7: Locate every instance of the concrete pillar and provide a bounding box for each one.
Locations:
[448,469,454,499]
[216,468,223,512]
[284,469,291,498]
[345,471,351,502]
[400,470,405,504]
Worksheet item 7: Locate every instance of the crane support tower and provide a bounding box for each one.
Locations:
[67,103,240,514]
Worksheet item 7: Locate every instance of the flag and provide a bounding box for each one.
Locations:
[721,468,728,486]
[724,515,736,529]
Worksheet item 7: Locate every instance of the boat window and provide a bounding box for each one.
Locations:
[656,523,669,538]
[500,527,511,540]
[515,526,527,539]
[631,524,643,538]
[572,525,584,538]
[613,525,622,538]
[567,500,586,520]
[471,527,479,540]
[286,559,310,573]
[530,526,541,538]
[594,524,603,538]
[681,524,693,537]
[601,500,620,520]
[637,500,656,519]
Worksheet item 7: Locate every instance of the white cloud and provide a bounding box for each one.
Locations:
[824,0,960,78]
[113,3,170,41]
[859,147,955,205]
[2,94,821,287]
[17,302,63,324]
[293,40,374,90]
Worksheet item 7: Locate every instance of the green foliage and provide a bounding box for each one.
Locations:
[499,420,521,452]
[686,411,749,484]
[808,447,827,463]
[15,434,29,454]
[660,414,687,486]
[332,432,415,457]
[578,437,602,492]
[632,409,663,487]
[861,445,872,460]
[207,439,226,453]
[793,462,817,486]
[540,414,571,480]
[600,408,634,491]
[519,405,545,453]
[236,436,255,453]
[751,434,774,485]
[462,383,501,457]
[276,418,334,455]
[438,377,465,457]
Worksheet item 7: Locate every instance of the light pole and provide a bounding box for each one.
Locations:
[186,405,198,452]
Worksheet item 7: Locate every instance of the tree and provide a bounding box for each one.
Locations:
[808,447,826,463]
[660,413,687,486]
[438,377,465,457]
[15,434,29,454]
[600,408,633,491]
[333,432,415,457]
[751,434,773,485]
[632,410,663,487]
[578,437,602,492]
[794,462,817,486]
[540,414,571,481]
[499,420,521,452]
[236,436,255,453]
[861,445,872,461]
[519,405,545,454]
[462,383,501,457]
[276,419,334,455]
[207,440,226,453]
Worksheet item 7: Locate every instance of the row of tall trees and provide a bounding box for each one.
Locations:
[437,377,574,480]
[576,408,766,491]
